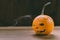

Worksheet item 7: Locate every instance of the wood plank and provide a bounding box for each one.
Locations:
[0,27,59,40]
[0,26,59,30]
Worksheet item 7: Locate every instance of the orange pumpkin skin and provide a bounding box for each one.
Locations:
[32,15,54,35]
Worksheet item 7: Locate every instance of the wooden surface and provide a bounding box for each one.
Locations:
[0,26,60,30]
[0,26,60,40]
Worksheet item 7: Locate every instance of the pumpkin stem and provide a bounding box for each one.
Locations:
[41,2,51,15]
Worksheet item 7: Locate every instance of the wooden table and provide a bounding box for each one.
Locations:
[0,26,60,40]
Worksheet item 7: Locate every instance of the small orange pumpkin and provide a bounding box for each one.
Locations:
[32,2,54,35]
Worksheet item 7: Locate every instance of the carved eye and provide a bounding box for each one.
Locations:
[37,31,40,33]
[40,23,44,26]
[36,27,39,29]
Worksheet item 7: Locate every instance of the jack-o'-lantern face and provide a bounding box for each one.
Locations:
[32,15,54,35]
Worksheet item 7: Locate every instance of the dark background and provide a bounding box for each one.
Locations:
[0,0,59,26]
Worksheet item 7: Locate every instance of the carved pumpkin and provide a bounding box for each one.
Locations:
[32,2,54,35]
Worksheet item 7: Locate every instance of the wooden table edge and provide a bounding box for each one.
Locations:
[0,26,59,30]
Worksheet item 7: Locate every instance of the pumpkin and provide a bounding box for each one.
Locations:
[32,2,54,35]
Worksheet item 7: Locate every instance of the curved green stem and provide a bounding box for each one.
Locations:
[41,2,51,15]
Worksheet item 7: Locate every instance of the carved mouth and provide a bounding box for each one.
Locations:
[40,29,45,32]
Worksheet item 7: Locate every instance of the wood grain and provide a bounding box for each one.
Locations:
[0,26,60,30]
[0,26,59,40]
